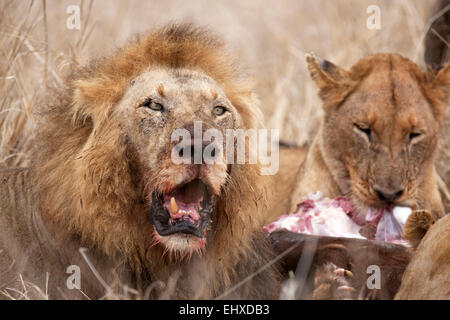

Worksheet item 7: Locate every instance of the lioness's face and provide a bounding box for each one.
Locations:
[115,68,242,257]
[322,58,441,209]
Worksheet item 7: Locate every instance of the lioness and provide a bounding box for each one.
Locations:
[276,53,450,300]
[288,53,450,222]
[0,24,280,299]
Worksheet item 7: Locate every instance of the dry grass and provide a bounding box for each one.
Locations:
[0,0,449,299]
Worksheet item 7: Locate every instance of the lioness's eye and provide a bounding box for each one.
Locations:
[213,106,227,116]
[354,124,371,142]
[141,98,164,111]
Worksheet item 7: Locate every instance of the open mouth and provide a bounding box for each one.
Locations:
[151,179,215,238]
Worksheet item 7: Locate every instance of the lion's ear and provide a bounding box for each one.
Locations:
[306,54,355,110]
[72,77,124,124]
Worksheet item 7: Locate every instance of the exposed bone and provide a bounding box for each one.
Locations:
[170,197,179,214]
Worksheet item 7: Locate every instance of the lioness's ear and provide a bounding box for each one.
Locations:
[306,54,349,84]
[430,62,450,104]
[306,53,355,109]
[423,62,450,120]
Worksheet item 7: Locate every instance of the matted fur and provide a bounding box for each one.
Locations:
[0,24,279,299]
[395,214,450,299]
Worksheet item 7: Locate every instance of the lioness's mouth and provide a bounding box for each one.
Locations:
[151,179,215,238]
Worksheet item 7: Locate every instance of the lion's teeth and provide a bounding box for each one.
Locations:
[170,197,179,214]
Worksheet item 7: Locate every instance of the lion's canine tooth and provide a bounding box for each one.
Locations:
[170,197,179,214]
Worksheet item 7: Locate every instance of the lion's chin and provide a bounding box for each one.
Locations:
[152,231,207,261]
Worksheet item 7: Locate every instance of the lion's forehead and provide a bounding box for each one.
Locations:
[128,68,227,103]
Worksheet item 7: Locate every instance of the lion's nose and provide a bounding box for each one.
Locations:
[176,141,221,163]
[374,187,404,203]
[178,144,196,160]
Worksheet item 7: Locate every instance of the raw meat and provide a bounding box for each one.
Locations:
[264,192,412,246]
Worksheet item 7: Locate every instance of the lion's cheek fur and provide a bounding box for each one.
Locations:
[38,120,146,260]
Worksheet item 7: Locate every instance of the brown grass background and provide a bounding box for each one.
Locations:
[0,0,449,300]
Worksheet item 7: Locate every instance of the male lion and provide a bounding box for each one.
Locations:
[288,53,450,222]
[0,24,279,299]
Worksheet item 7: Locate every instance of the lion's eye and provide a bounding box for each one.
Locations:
[213,106,227,116]
[141,98,164,111]
[409,132,422,143]
[354,124,371,142]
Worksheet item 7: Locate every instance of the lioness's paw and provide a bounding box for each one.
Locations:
[308,263,356,300]
[403,209,436,248]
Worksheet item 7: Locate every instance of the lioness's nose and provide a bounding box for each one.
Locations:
[374,187,404,203]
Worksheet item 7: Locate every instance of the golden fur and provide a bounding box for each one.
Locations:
[403,209,437,248]
[395,214,450,299]
[0,24,279,299]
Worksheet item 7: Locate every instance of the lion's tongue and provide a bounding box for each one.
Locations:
[163,180,205,222]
